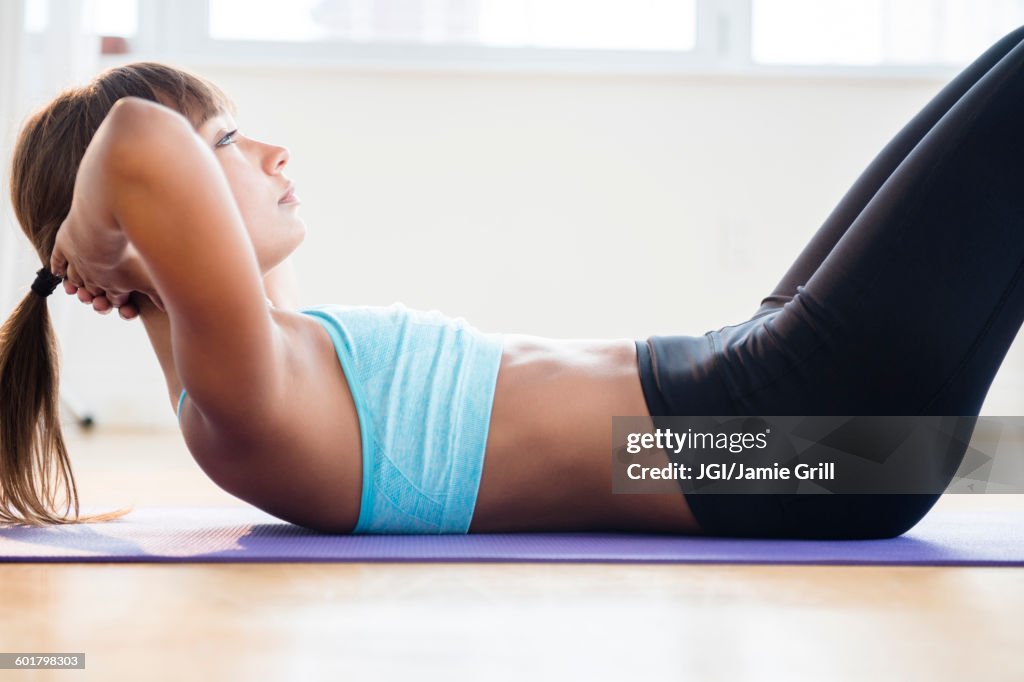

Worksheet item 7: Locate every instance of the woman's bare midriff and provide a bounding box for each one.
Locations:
[469,334,703,535]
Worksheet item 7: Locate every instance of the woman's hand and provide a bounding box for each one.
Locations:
[48,103,168,320]
[50,205,166,320]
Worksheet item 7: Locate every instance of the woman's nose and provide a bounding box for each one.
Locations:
[264,144,290,174]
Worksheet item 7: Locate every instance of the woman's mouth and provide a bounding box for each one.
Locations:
[279,184,299,205]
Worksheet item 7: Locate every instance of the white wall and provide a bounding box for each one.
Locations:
[20,65,1024,426]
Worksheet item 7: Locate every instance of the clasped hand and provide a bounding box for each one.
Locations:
[49,203,165,320]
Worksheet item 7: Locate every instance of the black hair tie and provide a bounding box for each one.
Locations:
[31,268,63,298]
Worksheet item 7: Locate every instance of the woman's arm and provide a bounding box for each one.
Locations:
[53,97,287,433]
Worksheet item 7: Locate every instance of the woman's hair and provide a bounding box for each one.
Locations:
[0,62,235,526]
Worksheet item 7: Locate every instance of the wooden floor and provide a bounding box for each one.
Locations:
[1,427,1023,681]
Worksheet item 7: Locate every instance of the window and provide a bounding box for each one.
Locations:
[208,0,696,51]
[25,0,138,36]
[94,0,139,37]
[24,0,137,55]
[23,0,48,32]
[23,0,1024,75]
[752,0,1024,66]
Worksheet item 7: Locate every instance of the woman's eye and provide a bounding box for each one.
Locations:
[216,130,238,147]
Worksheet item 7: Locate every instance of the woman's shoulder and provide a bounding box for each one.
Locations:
[180,305,364,532]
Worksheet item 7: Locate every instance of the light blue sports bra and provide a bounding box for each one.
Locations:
[177,302,505,534]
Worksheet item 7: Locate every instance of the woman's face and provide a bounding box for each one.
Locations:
[197,109,306,274]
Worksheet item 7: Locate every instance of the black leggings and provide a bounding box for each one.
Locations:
[635,25,1024,539]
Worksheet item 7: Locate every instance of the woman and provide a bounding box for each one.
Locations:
[3,24,1024,536]
[2,62,687,534]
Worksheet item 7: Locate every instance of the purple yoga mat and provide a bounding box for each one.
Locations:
[0,507,1021,565]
